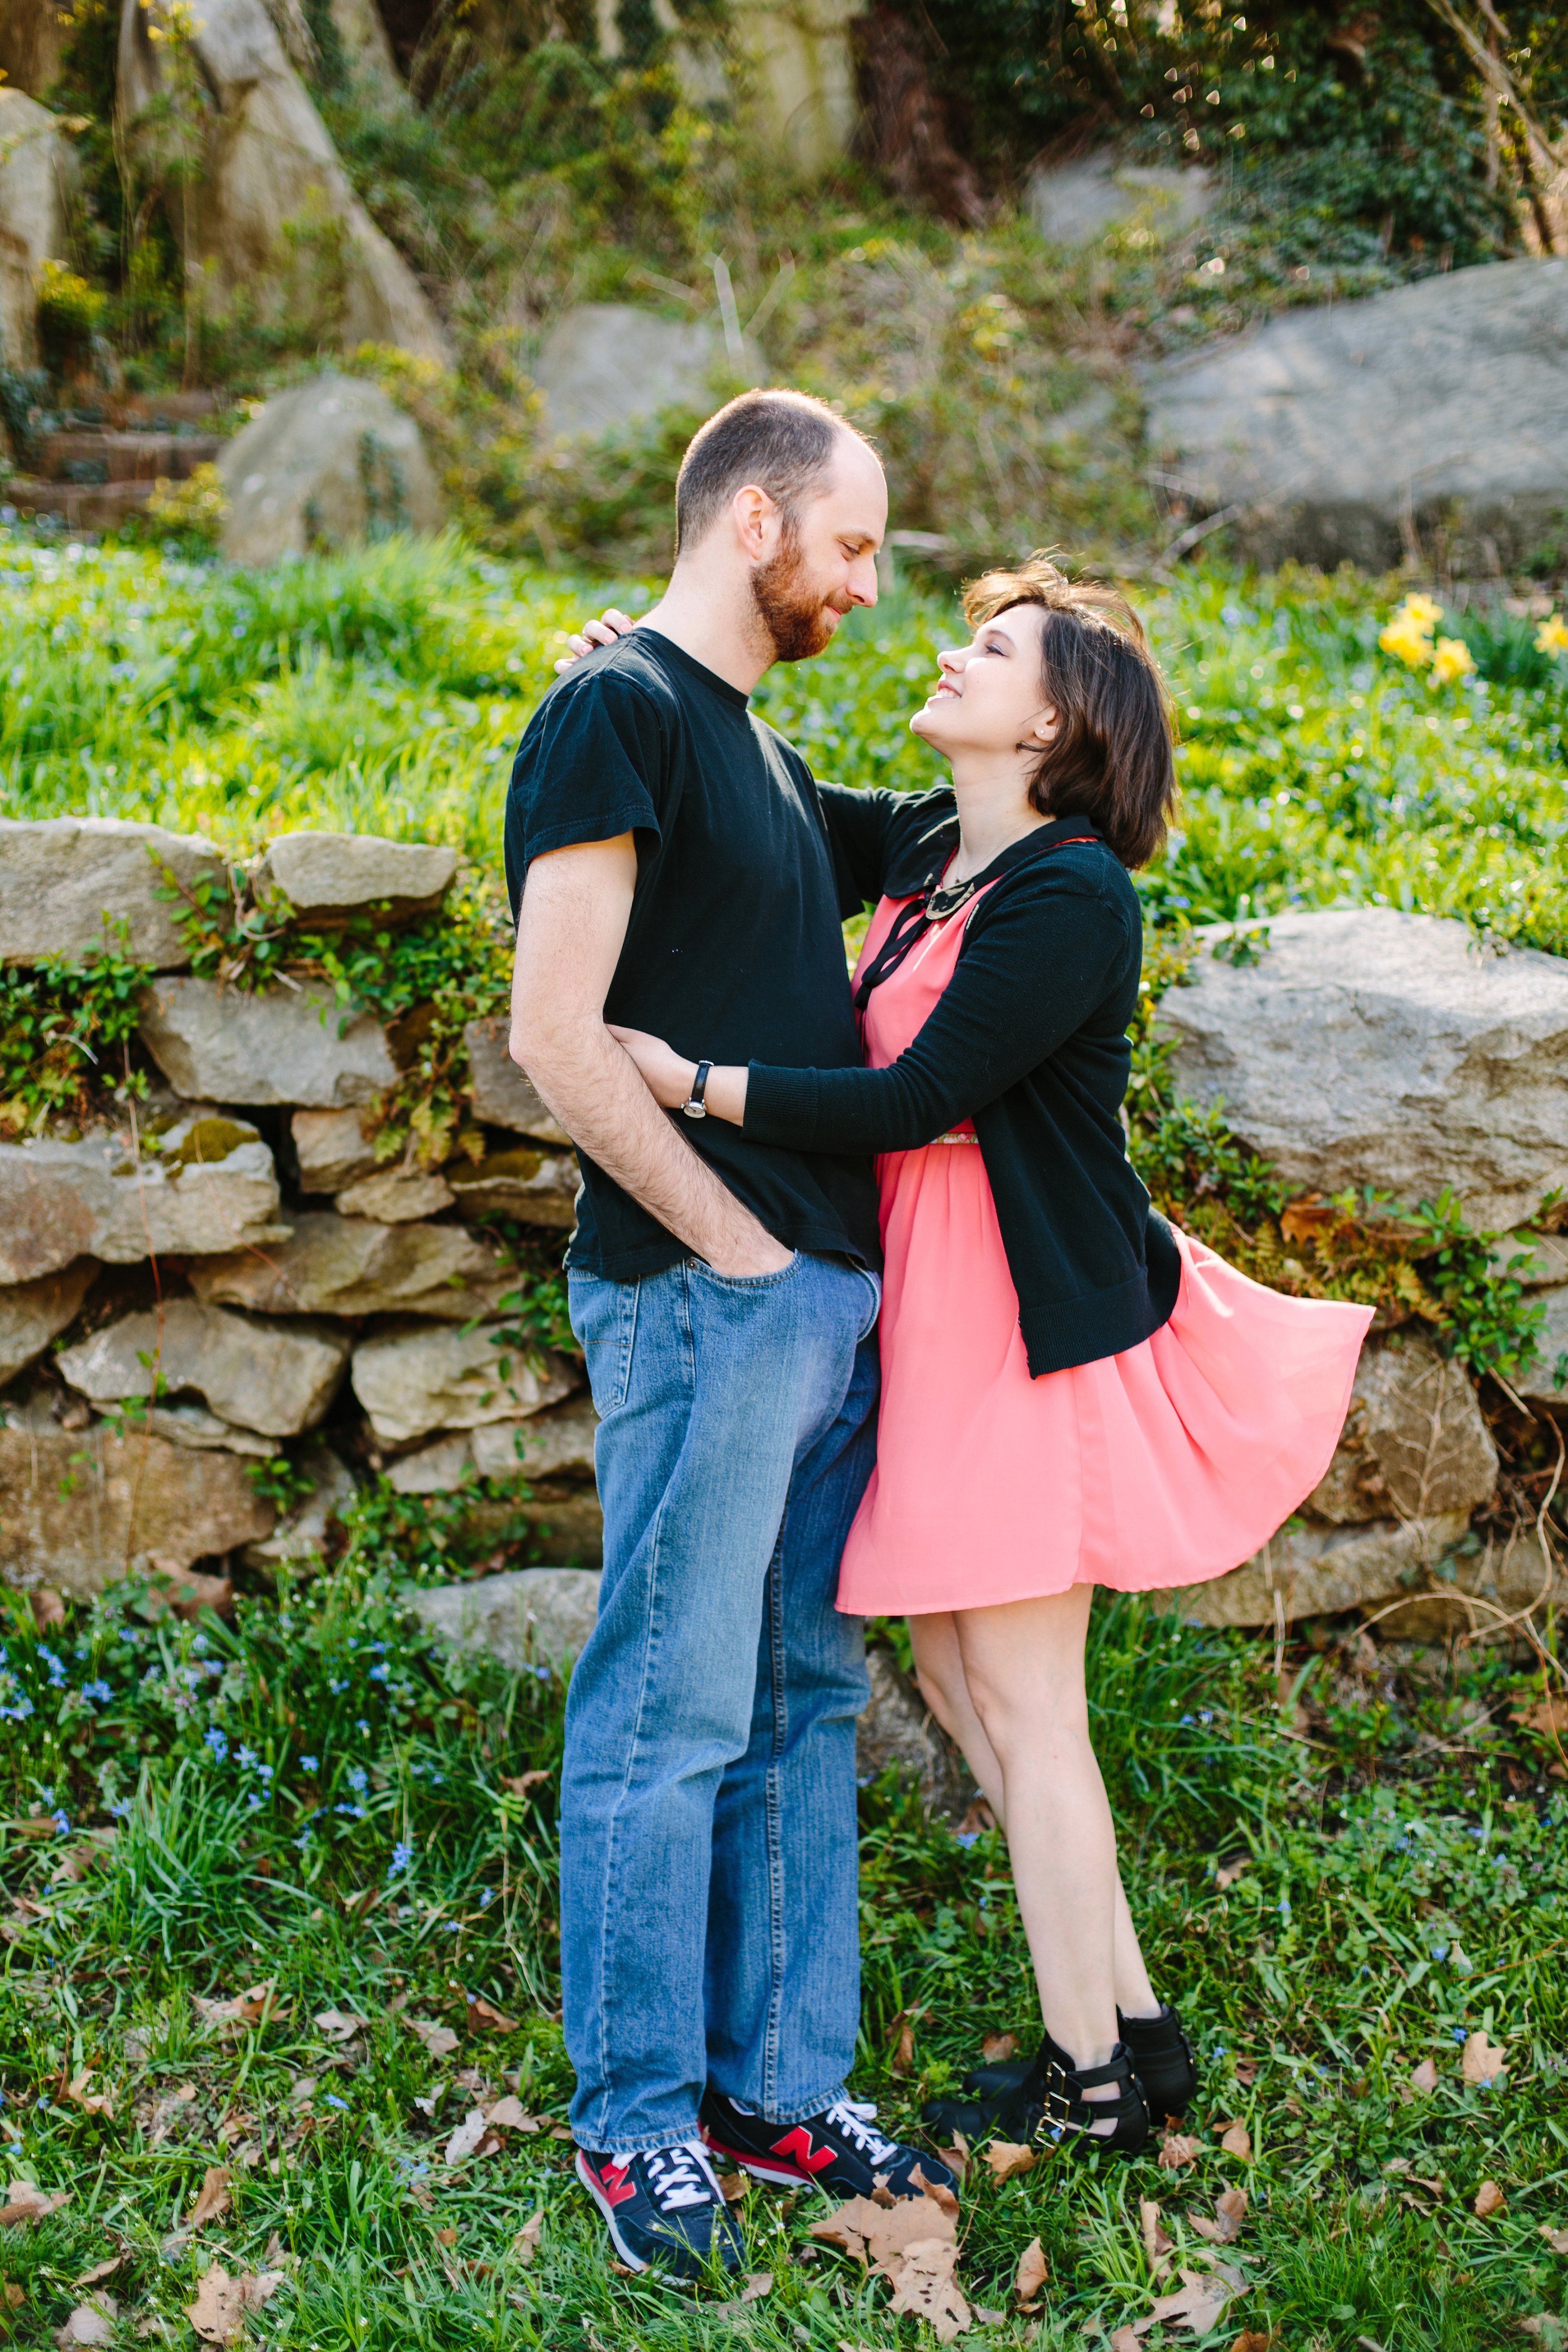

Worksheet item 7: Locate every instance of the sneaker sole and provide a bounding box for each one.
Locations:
[703,2132,826,2188]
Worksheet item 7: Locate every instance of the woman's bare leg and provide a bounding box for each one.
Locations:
[908,1612,1008,1826]
[1113,1874,1160,2020]
[951,1587,1120,2099]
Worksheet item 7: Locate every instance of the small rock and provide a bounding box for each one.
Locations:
[351,1321,579,1446]
[406,1567,603,1671]
[0,1425,272,1596]
[0,1123,281,1284]
[253,831,457,922]
[58,1301,350,1437]
[334,1167,454,1222]
[216,375,446,564]
[1307,1333,1496,1524]
[1165,1512,1473,1628]
[133,1402,277,1458]
[386,1431,474,1492]
[1512,1284,1568,1405]
[1027,150,1212,246]
[1159,908,1568,1233]
[190,1210,509,1320]
[464,1017,570,1144]
[138,975,397,1108]
[291,1107,379,1193]
[1375,1530,1568,1641]
[448,1146,580,1228]
[531,303,760,437]
[473,1396,598,1482]
[0,813,222,971]
[244,1444,357,1568]
[0,1259,98,1386]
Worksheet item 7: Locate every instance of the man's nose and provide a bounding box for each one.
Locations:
[849,551,879,607]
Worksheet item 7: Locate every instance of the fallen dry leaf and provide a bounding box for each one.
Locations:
[444,2109,491,2166]
[984,2140,1037,2183]
[1219,2121,1252,2161]
[53,2295,115,2347]
[1462,2032,1509,2086]
[1159,2131,1202,2171]
[1230,2333,1271,2352]
[313,2009,367,2044]
[189,2167,232,2231]
[981,2033,1017,2064]
[1111,2331,1142,2352]
[1133,2262,1245,2339]
[1232,2060,1259,2088]
[63,2072,114,2120]
[184,2265,282,2345]
[435,2228,458,2249]
[886,2236,971,2343]
[1140,2199,1174,2276]
[500,1771,550,1797]
[1192,2189,1248,2246]
[465,1994,518,2033]
[3,2279,24,2310]
[1473,2180,1507,2218]
[1514,1694,1568,1738]
[1410,2058,1439,2095]
[73,2259,124,2289]
[512,2211,543,2265]
[909,2166,959,2220]
[1,2183,69,2227]
[30,1590,66,1628]
[741,2273,772,2302]
[485,2096,539,2131]
[1215,1858,1249,1889]
[889,2015,916,2077]
[718,2171,747,2203]
[1015,2236,1048,2304]
[938,2137,969,2182]
[1519,2323,1568,2351]
[193,1985,283,2038]
[1538,2224,1568,2255]
[407,2018,460,2060]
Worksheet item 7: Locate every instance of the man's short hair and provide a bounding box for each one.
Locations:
[675,388,873,554]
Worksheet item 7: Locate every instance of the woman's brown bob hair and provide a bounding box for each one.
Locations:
[963,554,1177,870]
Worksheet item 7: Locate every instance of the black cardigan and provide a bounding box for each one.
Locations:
[743,785,1181,1378]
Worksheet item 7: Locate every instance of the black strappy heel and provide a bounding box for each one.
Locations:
[960,2001,1198,2124]
[923,2029,1150,2157]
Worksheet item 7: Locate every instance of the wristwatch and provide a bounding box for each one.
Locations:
[681,1060,713,1120]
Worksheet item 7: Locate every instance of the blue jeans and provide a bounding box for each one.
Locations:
[562,1248,879,2154]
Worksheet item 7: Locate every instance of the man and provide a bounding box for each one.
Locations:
[506,388,956,2279]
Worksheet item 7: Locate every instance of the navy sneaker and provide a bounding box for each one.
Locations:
[700,2089,959,2201]
[575,2139,745,2279]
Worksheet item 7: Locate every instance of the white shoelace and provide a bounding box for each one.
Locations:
[639,2139,723,2214]
[823,2098,900,2166]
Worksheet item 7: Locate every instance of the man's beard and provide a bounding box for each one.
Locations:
[750,530,846,663]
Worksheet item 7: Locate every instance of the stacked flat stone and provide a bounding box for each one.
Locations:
[0,818,591,1599]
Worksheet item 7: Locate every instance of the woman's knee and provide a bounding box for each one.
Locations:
[963,1664,1090,1762]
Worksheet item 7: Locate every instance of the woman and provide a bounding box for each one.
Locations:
[573,558,1371,2154]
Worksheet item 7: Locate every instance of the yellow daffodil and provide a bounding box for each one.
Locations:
[1537,612,1568,658]
[1403,593,1443,629]
[1431,636,1475,684]
[1379,613,1435,668]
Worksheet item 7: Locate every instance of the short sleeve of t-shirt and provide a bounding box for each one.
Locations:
[504,665,670,920]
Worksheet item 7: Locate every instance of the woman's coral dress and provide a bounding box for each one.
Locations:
[835,887,1374,1618]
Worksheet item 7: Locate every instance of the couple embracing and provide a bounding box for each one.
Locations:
[505,389,1370,2278]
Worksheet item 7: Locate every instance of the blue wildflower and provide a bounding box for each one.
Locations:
[323,2094,348,2110]
[356,1719,370,1735]
[51,1809,70,1835]
[388,1841,414,1878]
[347,1767,368,1794]
[368,1665,389,1683]
[953,1832,979,1848]
[205,1728,228,1762]
[237,1745,259,1769]
[39,1647,67,1689]
[81,1680,113,1706]
[300,1755,319,1772]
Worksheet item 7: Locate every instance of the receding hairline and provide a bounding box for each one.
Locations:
[674,393,882,553]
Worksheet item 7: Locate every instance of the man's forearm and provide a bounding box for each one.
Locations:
[518,1018,785,1269]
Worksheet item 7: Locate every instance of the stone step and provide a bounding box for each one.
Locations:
[0,478,157,528]
[34,430,224,484]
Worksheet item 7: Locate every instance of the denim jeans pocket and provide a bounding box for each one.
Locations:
[688,1249,802,1294]
[852,1266,883,1343]
[568,1269,640,1416]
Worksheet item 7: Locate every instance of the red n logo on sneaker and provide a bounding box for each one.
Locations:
[597,2160,637,2207]
[768,2126,836,2175]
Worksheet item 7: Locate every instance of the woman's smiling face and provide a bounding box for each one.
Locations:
[910,601,1060,761]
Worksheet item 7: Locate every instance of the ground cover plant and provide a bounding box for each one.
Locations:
[2,532,1568,2343]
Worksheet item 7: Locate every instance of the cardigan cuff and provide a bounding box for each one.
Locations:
[743,1061,822,1148]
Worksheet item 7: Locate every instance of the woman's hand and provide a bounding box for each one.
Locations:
[608,1026,749,1125]
[607,1025,698,1109]
[553,608,638,675]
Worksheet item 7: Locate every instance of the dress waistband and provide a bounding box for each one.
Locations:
[934,1130,980,1145]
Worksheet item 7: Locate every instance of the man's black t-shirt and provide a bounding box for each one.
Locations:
[504,627,882,1281]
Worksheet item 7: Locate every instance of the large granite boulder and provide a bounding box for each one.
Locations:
[0,91,74,375]
[190,1210,509,1321]
[0,1261,98,1386]
[448,1147,579,1228]
[0,1425,272,1596]
[0,816,221,971]
[1027,152,1212,246]
[1167,1512,1473,1629]
[58,1301,350,1436]
[138,975,396,1108]
[406,1566,602,1671]
[464,1017,570,1146]
[531,304,760,438]
[0,1117,281,1284]
[117,0,449,367]
[252,831,457,922]
[1306,1333,1496,1525]
[217,377,445,565]
[1147,255,1568,572]
[292,1107,378,1193]
[351,1322,579,1445]
[856,1644,971,1819]
[1158,909,1568,1233]
[325,0,401,105]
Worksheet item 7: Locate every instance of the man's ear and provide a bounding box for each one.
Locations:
[730,483,778,562]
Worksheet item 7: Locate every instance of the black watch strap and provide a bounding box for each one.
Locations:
[682,1059,713,1119]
